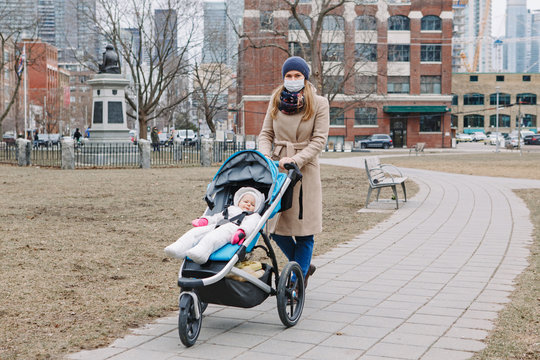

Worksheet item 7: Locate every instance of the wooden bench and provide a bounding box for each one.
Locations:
[365,157,407,209]
[408,142,425,156]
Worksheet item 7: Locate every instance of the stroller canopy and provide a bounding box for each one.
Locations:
[205,150,285,214]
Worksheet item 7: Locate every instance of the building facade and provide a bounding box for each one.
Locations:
[451,73,540,134]
[238,0,453,148]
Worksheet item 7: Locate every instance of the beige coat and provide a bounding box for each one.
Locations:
[258,90,329,236]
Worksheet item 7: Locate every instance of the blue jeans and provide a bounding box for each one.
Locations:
[271,234,314,277]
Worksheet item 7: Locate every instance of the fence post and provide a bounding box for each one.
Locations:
[138,139,151,168]
[15,138,31,166]
[61,138,75,169]
[200,138,213,167]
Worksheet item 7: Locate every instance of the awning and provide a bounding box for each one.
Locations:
[383,105,450,113]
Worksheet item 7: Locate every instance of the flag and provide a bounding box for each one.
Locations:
[16,48,25,76]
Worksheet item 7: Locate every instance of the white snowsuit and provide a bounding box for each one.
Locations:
[164,206,261,264]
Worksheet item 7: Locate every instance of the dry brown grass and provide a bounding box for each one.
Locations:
[0,163,413,359]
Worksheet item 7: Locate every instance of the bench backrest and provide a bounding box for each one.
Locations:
[365,157,385,184]
[416,142,425,151]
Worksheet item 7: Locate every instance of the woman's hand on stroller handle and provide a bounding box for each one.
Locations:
[278,157,295,170]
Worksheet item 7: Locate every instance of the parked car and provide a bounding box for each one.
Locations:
[2,131,16,144]
[357,134,393,149]
[486,133,505,146]
[158,132,173,146]
[471,132,487,142]
[456,133,473,142]
[508,135,524,148]
[37,134,60,146]
[528,134,540,145]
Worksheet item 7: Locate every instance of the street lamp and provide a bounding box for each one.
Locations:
[496,86,500,153]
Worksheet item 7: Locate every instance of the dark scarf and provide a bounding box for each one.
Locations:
[278,89,304,115]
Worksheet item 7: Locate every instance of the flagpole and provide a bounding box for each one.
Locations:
[23,42,28,139]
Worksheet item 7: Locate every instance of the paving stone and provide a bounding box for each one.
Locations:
[177,343,246,360]
[421,347,474,360]
[299,345,365,360]
[433,337,487,352]
[66,347,125,360]
[365,342,426,359]
[251,339,315,357]
[445,327,489,340]
[273,328,332,344]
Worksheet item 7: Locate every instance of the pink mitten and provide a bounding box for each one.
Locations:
[231,229,246,245]
[191,218,209,227]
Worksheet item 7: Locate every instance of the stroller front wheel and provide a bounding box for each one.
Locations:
[178,292,202,347]
[277,261,305,327]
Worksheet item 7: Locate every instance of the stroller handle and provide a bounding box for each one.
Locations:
[273,161,303,183]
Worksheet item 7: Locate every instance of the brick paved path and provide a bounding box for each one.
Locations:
[68,156,539,360]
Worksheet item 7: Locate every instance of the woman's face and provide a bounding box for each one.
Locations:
[284,70,305,81]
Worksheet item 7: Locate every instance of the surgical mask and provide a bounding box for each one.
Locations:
[283,79,305,93]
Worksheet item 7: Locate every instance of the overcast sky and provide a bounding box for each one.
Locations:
[492,0,540,37]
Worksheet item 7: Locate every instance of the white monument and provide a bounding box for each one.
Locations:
[86,45,131,143]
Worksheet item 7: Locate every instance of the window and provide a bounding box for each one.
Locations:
[355,76,377,93]
[452,94,458,105]
[93,101,103,123]
[464,114,484,127]
[496,75,504,81]
[322,43,344,61]
[489,114,511,127]
[260,11,273,30]
[288,42,311,61]
[388,45,410,61]
[489,93,511,106]
[520,114,537,127]
[329,107,345,126]
[355,43,377,62]
[469,75,478,82]
[288,15,311,30]
[421,15,441,31]
[420,44,441,62]
[523,75,531,81]
[451,114,458,127]
[323,76,344,94]
[355,15,377,30]
[322,15,344,31]
[420,114,441,132]
[463,93,484,105]
[387,76,409,94]
[516,93,537,105]
[420,76,441,94]
[388,16,410,30]
[355,107,378,126]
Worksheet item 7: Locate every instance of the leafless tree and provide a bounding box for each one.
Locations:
[85,0,201,139]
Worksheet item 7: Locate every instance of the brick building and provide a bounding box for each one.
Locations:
[238,0,453,148]
[20,40,62,134]
[451,73,539,134]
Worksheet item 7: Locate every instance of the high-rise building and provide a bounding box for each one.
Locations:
[452,0,492,72]
[530,10,540,73]
[0,0,39,37]
[202,0,243,69]
[154,9,178,58]
[504,0,528,72]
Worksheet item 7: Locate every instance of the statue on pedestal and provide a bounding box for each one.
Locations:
[99,45,121,74]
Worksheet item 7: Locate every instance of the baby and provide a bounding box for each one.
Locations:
[164,187,265,264]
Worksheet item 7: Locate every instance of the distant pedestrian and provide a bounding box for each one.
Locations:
[33,131,39,149]
[84,127,91,138]
[151,126,160,152]
[73,128,82,142]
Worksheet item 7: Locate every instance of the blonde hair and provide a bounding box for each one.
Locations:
[270,80,315,121]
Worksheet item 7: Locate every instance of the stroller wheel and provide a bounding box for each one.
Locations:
[277,261,305,327]
[178,293,202,347]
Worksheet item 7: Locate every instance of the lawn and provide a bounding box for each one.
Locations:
[0,163,412,359]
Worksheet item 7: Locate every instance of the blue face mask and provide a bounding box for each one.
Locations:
[284,79,305,93]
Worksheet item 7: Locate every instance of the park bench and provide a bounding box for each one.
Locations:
[408,142,425,156]
[364,157,407,209]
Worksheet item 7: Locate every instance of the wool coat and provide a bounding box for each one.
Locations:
[258,89,329,236]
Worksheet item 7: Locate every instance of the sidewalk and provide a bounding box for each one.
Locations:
[67,156,539,360]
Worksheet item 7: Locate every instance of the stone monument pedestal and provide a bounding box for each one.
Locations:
[87,74,131,143]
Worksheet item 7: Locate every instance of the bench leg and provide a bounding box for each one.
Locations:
[392,185,399,209]
[366,187,373,208]
[376,188,381,201]
[401,182,407,202]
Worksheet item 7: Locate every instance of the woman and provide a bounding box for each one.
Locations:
[258,56,329,288]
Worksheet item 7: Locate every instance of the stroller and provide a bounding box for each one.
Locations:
[175,150,304,347]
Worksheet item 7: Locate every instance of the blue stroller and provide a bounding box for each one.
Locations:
[175,150,304,347]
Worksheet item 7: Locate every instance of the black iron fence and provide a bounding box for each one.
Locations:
[0,141,255,168]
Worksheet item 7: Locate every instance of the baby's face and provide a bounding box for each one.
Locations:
[238,194,256,212]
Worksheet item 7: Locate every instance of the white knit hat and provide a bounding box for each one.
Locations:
[233,187,265,212]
